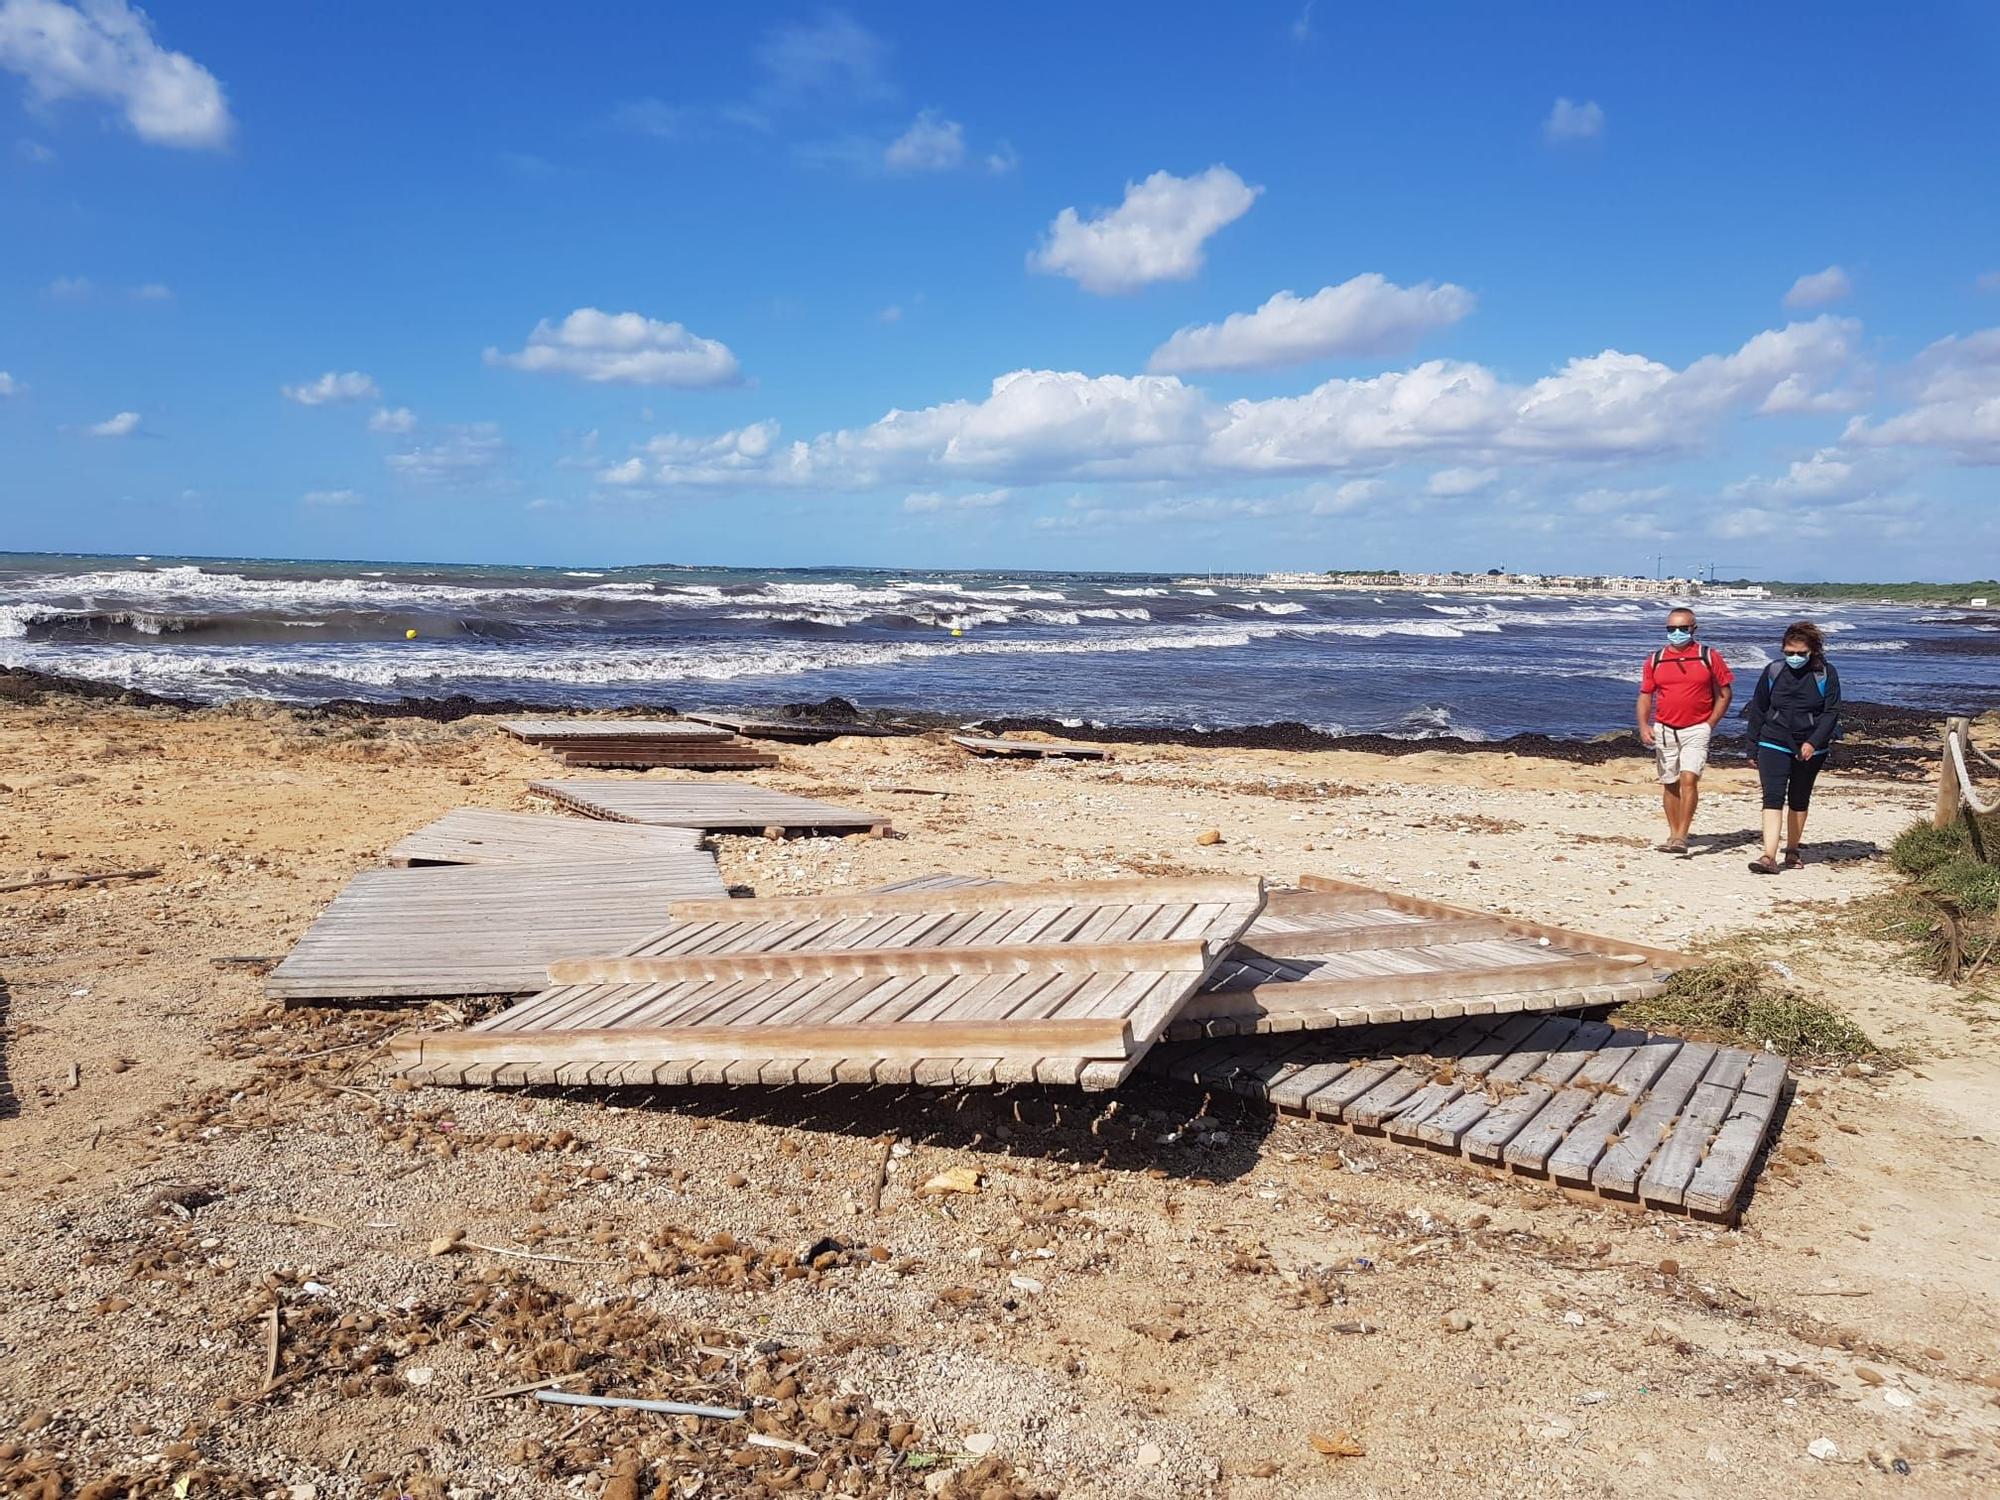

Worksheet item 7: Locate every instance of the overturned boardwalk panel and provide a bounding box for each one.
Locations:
[1145,1015,1786,1219]
[530,779,890,834]
[392,875,1265,1091]
[553,746,781,771]
[1168,884,1685,1039]
[266,856,727,1002]
[386,809,703,866]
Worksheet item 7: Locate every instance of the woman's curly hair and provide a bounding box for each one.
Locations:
[1782,619,1826,667]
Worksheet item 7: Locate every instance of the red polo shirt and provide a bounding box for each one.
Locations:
[1642,645,1734,729]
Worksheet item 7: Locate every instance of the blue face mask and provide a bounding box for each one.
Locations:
[1785,652,1810,669]
[1666,628,1693,647]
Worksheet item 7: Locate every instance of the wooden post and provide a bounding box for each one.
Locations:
[1935,717,1971,829]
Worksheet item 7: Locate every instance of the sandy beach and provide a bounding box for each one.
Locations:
[3,683,1998,1497]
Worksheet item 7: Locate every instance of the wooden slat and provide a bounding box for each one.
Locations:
[684,712,898,741]
[1185,953,1647,1014]
[391,1013,1132,1068]
[951,734,1109,760]
[545,938,1211,987]
[1235,917,1505,958]
[503,719,734,742]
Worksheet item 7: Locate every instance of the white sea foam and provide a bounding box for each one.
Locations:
[1104,587,1168,597]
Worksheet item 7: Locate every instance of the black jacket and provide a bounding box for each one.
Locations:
[1745,658,1841,755]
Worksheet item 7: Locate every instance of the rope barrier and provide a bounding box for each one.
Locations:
[1948,730,2000,816]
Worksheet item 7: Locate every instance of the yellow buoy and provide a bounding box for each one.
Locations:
[405,628,419,640]
[950,628,963,637]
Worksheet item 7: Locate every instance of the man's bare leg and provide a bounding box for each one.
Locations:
[1661,782,1682,842]
[1675,772,1701,843]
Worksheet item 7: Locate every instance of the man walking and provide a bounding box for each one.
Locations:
[1636,606,1734,855]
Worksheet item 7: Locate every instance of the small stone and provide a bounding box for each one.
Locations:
[1135,1442,1164,1467]
[1807,1438,1840,1461]
[921,1167,982,1195]
[961,1433,996,1457]
[1882,1390,1913,1409]
[1195,829,1222,846]
[1009,1274,1044,1294]
[1576,1390,1609,1405]
[1658,1258,1680,1278]
[726,1172,748,1188]
[404,1367,434,1386]
[1562,1311,1586,1326]
[1440,1313,1474,1333]
[1854,1365,1885,1385]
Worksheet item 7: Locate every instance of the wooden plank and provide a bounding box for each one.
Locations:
[390,1013,1132,1068]
[1682,1072,1787,1216]
[1639,1080,1739,1207]
[1295,874,1699,971]
[545,938,1212,987]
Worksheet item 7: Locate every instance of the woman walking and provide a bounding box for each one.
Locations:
[1744,621,1841,874]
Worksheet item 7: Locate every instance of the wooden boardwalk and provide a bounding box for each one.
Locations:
[266,856,727,1002]
[1171,887,1681,1038]
[391,875,1266,1091]
[1145,1013,1787,1219]
[385,808,703,866]
[501,719,732,743]
[552,745,780,770]
[531,779,890,834]
[685,712,898,741]
[952,733,1109,760]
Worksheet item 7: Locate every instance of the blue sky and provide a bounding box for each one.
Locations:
[3,1,1998,577]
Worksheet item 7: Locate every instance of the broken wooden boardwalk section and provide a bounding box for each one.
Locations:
[385,808,703,866]
[502,719,778,770]
[391,875,1265,1091]
[685,712,899,742]
[266,856,727,1002]
[1146,1012,1786,1220]
[1175,884,1684,1038]
[952,733,1109,760]
[530,779,890,835]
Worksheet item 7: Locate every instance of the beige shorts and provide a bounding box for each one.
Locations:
[1655,722,1712,782]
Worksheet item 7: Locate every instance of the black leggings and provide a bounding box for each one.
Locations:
[1757,746,1825,812]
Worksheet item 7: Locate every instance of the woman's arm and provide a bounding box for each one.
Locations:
[1807,661,1841,750]
[1744,664,1771,745]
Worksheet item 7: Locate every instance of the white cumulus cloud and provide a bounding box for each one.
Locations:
[0,0,232,149]
[0,370,20,396]
[302,488,362,507]
[605,317,1861,493]
[485,308,742,388]
[89,409,138,436]
[1843,328,2000,463]
[1543,97,1604,143]
[884,109,964,172]
[1784,265,1852,309]
[1149,274,1475,374]
[1029,166,1262,295]
[284,370,380,406]
[368,405,416,434]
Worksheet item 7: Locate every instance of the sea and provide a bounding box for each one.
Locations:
[3,553,1997,740]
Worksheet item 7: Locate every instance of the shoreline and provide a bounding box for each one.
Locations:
[0,664,1950,776]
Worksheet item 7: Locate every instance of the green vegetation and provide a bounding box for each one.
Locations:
[1614,959,1878,1064]
[1885,815,1999,979]
[1725,579,2000,606]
